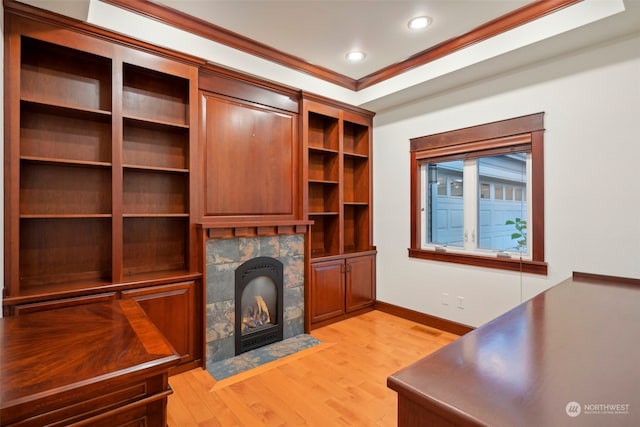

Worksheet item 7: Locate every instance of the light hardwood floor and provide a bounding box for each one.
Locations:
[167,310,458,426]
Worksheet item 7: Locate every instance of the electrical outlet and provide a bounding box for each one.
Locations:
[457,296,464,309]
[441,292,449,306]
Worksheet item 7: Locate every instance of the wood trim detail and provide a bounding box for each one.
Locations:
[99,0,582,91]
[200,66,300,114]
[3,0,205,67]
[301,91,375,119]
[100,0,355,89]
[357,0,582,90]
[409,112,547,274]
[572,271,640,287]
[374,301,474,336]
[410,112,544,151]
[408,249,548,275]
[200,221,313,240]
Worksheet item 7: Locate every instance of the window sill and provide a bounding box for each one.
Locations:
[408,248,547,275]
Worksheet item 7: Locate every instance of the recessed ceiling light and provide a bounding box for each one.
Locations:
[408,16,432,30]
[345,50,366,63]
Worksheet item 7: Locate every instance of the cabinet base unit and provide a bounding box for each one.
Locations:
[310,252,376,328]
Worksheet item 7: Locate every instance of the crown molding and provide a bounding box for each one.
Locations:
[356,0,582,90]
[100,0,357,90]
[90,0,581,91]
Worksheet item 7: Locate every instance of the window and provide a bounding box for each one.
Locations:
[425,154,528,253]
[409,113,547,275]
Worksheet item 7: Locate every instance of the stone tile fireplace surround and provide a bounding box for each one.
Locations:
[205,232,305,365]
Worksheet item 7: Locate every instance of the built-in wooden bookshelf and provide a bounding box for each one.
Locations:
[343,117,372,253]
[16,36,114,292]
[4,9,201,371]
[120,62,193,281]
[9,34,197,293]
[307,111,341,257]
[302,95,376,328]
[303,100,374,257]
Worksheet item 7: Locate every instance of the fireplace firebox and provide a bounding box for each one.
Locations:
[235,257,284,354]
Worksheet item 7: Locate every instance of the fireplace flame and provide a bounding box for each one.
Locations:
[242,295,271,331]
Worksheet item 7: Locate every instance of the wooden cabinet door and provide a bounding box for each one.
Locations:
[122,281,196,364]
[310,259,345,323]
[201,93,298,220]
[346,255,375,313]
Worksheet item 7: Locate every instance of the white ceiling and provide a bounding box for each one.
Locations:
[12,0,640,111]
[154,0,531,80]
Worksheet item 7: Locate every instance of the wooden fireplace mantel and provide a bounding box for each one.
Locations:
[199,220,313,239]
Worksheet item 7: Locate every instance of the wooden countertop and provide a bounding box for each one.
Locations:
[0,299,180,423]
[388,272,640,426]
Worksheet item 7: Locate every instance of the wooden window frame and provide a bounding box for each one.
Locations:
[409,113,547,275]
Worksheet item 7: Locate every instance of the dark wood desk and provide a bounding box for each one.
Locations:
[1,299,179,426]
[388,273,640,426]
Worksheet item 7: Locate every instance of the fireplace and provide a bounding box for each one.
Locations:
[205,233,305,365]
[235,256,284,354]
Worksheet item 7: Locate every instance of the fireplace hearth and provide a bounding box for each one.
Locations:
[235,256,284,354]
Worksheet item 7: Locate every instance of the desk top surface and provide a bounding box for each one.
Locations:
[0,299,179,409]
[388,273,640,426]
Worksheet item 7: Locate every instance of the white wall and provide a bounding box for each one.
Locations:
[373,32,640,327]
